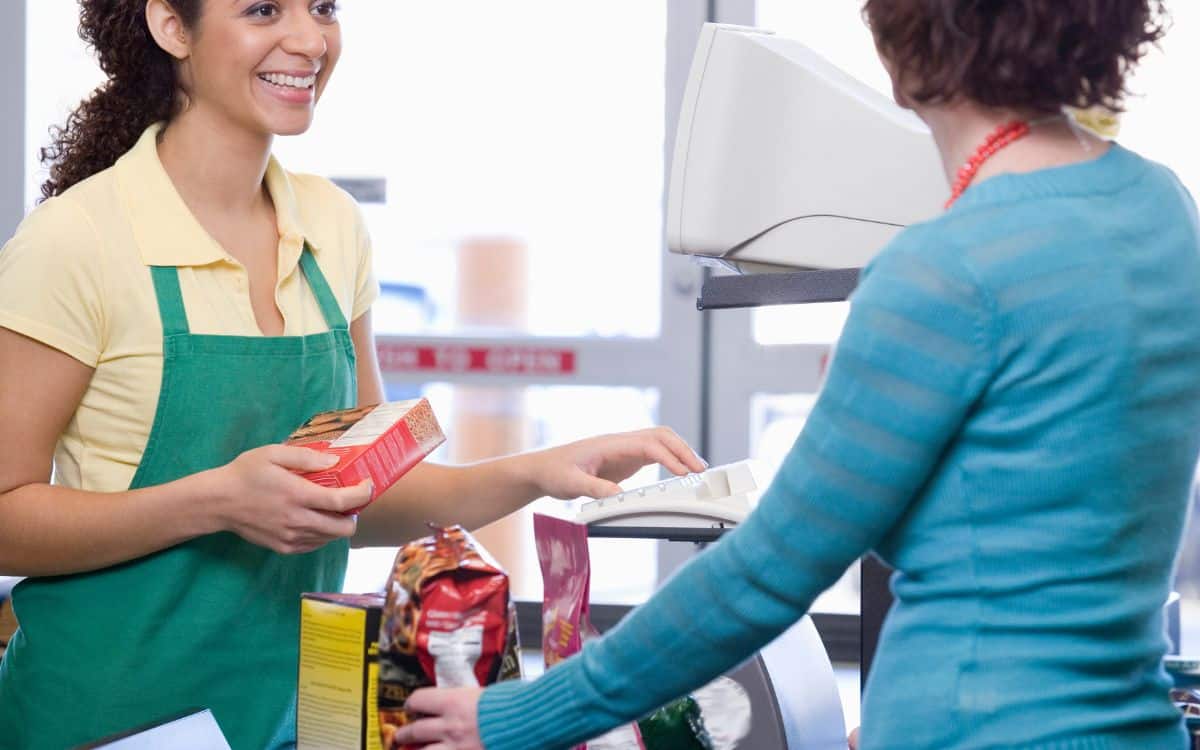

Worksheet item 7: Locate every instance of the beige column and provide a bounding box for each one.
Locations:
[452,237,535,596]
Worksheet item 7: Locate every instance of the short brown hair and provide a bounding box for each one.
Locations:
[863,0,1168,114]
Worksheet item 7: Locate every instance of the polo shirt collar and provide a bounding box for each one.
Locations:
[115,123,316,273]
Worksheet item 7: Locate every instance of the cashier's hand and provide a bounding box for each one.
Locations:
[208,445,370,554]
[393,687,484,750]
[529,427,706,500]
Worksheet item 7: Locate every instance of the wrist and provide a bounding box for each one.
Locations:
[180,467,232,536]
[497,450,545,502]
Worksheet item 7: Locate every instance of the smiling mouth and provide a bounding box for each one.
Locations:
[257,72,317,90]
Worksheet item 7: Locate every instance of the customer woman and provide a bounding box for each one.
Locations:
[399,1,1200,748]
[0,2,702,748]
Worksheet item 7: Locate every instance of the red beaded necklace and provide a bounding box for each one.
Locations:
[945,119,1031,209]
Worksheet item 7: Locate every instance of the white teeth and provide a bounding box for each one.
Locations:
[258,73,316,89]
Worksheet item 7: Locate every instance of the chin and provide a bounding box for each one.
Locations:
[274,122,315,137]
[263,115,316,137]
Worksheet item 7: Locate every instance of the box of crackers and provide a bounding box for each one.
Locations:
[287,399,445,514]
[297,593,386,750]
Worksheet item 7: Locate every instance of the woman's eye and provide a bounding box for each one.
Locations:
[247,3,279,18]
[312,2,339,19]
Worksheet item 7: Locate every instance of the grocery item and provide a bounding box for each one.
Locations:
[297,593,386,750]
[287,398,445,514]
[378,526,521,750]
[535,513,751,750]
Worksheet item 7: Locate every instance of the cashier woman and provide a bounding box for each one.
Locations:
[395,1,1200,750]
[0,2,704,748]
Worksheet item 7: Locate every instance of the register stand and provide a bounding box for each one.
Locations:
[580,462,849,750]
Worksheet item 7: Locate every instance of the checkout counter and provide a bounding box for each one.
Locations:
[579,461,848,749]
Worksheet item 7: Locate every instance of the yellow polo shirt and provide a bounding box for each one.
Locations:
[0,124,379,493]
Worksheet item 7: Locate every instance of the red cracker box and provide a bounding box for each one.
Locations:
[287,399,445,513]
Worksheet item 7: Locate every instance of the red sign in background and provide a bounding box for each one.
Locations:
[376,343,577,376]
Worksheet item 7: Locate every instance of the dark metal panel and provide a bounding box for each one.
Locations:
[587,525,730,544]
[698,268,861,309]
[329,177,387,204]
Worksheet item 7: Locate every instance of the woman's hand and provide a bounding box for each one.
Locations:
[391,687,484,750]
[848,726,860,749]
[207,445,370,554]
[527,426,707,500]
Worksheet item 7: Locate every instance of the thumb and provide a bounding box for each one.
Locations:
[271,445,341,472]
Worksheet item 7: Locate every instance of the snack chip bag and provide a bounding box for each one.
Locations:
[377,525,521,750]
[535,514,752,750]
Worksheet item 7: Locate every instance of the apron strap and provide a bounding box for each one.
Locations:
[298,244,349,331]
[149,265,191,336]
[150,245,346,337]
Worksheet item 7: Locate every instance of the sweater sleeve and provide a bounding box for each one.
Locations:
[478,237,996,750]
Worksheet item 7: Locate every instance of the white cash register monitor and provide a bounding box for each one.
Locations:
[667,23,946,272]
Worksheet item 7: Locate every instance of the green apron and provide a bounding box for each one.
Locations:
[0,247,357,750]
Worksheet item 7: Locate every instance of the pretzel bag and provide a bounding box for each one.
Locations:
[377,525,521,750]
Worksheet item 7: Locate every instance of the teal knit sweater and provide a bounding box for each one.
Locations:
[479,144,1200,749]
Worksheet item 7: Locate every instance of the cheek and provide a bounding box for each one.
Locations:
[324,32,343,76]
[192,41,260,99]
[317,34,342,97]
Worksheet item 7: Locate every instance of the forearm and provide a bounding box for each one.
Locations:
[352,455,540,547]
[0,472,222,577]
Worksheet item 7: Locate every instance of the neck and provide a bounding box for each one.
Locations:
[157,105,275,217]
[919,103,1107,189]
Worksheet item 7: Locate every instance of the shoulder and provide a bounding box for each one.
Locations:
[282,170,370,264]
[1133,150,1200,225]
[285,171,365,227]
[4,193,105,266]
[8,160,131,259]
[859,217,988,308]
[0,192,115,366]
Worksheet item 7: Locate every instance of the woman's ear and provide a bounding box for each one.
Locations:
[146,0,193,61]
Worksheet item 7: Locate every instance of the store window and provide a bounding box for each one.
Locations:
[270,1,666,339]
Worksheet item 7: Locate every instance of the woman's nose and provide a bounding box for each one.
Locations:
[280,14,329,61]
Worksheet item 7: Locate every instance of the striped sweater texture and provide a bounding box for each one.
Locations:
[479,144,1200,749]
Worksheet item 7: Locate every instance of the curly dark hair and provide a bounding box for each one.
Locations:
[39,0,202,201]
[862,0,1168,114]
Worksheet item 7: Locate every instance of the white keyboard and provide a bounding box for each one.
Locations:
[576,460,764,530]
